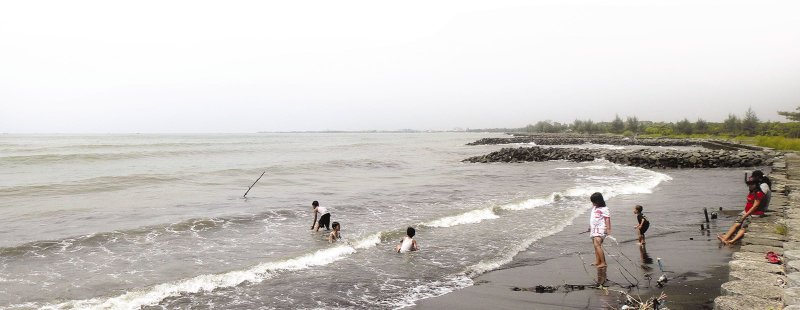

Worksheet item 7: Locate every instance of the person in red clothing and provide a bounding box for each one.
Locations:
[718,176,765,245]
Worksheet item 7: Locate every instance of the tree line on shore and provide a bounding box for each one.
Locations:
[469,107,800,138]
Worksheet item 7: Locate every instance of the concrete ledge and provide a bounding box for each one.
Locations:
[786,287,800,305]
[720,280,783,300]
[789,273,800,287]
[729,260,783,274]
[741,245,784,256]
[729,270,787,285]
[714,295,783,310]
[732,252,769,262]
[717,153,795,310]
[746,224,778,234]
[786,250,800,262]
[743,236,785,247]
[790,260,800,273]
[785,242,800,251]
[752,232,788,241]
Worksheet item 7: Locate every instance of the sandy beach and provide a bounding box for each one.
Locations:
[414,168,751,309]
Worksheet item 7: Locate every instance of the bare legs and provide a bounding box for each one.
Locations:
[592,236,607,268]
[718,222,743,245]
[596,266,608,286]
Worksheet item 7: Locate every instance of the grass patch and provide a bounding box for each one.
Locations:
[638,134,715,139]
[775,223,788,235]
[753,136,800,151]
[640,134,800,151]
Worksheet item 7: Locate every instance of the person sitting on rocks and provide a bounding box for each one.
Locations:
[718,176,765,245]
[751,170,771,212]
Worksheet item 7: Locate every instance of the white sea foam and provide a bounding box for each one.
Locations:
[563,163,672,200]
[499,193,560,211]
[422,209,500,228]
[555,161,619,170]
[465,207,585,278]
[40,234,382,310]
[420,162,670,229]
[387,275,474,309]
[350,232,382,249]
[385,205,588,308]
[587,144,626,150]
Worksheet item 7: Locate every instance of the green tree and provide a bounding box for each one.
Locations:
[695,118,708,134]
[742,107,759,136]
[552,122,568,133]
[676,118,693,135]
[724,114,741,135]
[572,119,584,133]
[523,124,536,133]
[610,114,624,134]
[585,119,597,134]
[778,106,800,122]
[533,121,561,133]
[625,116,639,134]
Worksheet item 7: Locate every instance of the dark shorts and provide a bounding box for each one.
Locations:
[639,225,649,236]
[318,213,331,230]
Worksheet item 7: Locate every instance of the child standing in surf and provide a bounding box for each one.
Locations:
[633,205,649,246]
[589,192,610,268]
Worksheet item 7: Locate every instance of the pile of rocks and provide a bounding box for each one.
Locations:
[463,146,773,169]
[714,154,800,309]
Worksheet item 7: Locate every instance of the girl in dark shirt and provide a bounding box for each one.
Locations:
[633,205,649,245]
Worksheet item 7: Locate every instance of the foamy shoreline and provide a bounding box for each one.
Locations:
[413,167,758,309]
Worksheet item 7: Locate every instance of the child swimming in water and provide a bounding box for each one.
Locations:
[395,227,420,253]
[328,222,341,243]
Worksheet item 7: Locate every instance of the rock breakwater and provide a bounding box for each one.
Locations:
[463,146,774,169]
[466,136,698,147]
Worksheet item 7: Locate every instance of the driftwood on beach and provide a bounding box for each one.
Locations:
[463,146,774,169]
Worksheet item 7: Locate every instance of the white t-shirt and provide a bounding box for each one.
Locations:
[760,183,771,211]
[315,206,329,215]
[589,206,610,237]
[399,236,414,253]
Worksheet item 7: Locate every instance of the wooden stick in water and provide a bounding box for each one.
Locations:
[243,171,266,198]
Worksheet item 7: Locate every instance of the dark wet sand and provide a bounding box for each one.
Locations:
[414,169,747,309]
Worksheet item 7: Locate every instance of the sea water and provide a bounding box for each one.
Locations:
[0,133,675,309]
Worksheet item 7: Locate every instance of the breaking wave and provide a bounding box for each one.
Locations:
[37,233,383,310]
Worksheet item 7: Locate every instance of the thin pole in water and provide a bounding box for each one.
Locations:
[243,171,266,198]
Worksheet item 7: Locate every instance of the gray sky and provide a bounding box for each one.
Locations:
[2,0,799,133]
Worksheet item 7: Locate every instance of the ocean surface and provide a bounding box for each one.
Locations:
[0,133,684,309]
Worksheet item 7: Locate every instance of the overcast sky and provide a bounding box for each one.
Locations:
[1,1,799,133]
